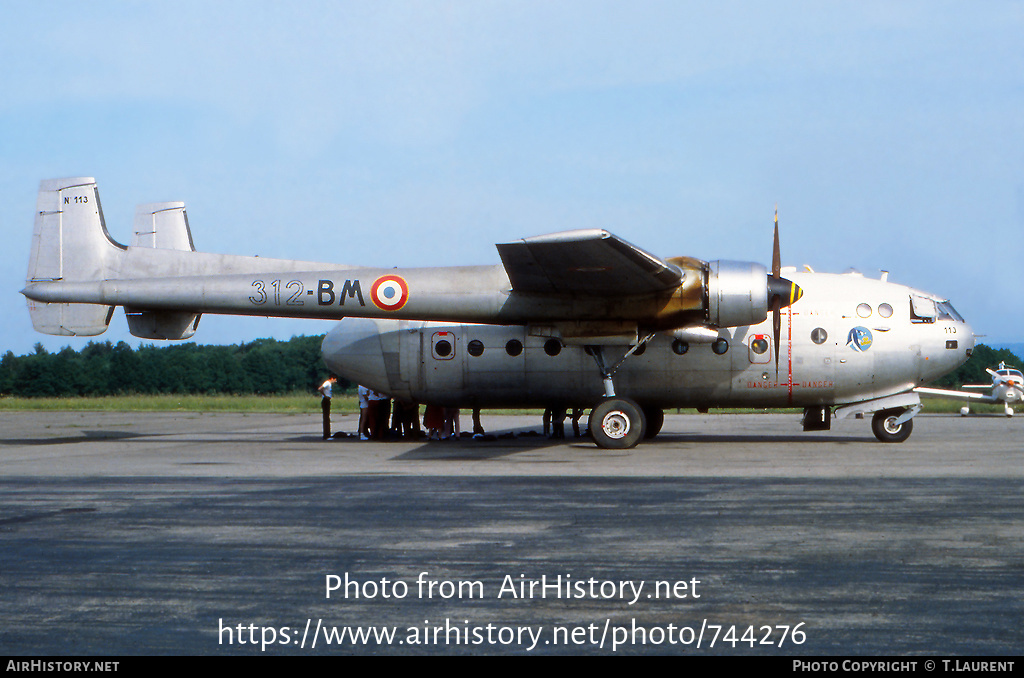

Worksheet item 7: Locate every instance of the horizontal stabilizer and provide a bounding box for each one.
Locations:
[27,300,113,337]
[126,309,200,340]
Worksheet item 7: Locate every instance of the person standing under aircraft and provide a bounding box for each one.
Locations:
[368,390,388,440]
[445,407,462,440]
[318,375,338,440]
[571,408,585,437]
[393,400,421,439]
[550,408,566,439]
[357,384,370,440]
[472,408,485,435]
[423,403,445,440]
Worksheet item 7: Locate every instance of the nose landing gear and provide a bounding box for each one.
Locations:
[871,409,914,443]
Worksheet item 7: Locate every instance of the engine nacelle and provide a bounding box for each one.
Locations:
[706,260,769,328]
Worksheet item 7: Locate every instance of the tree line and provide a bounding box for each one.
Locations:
[0,335,341,397]
[0,334,1018,398]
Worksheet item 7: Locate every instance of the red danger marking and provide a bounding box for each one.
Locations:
[370,275,409,311]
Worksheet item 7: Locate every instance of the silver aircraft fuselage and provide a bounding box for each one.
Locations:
[321,270,973,410]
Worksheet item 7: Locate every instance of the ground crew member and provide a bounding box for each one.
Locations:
[319,375,338,439]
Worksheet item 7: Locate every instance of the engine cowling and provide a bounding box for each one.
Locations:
[706,260,770,328]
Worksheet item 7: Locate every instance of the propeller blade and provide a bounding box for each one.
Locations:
[772,296,782,377]
[772,208,781,277]
[767,207,803,378]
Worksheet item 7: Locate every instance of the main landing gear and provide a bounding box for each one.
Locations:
[590,398,646,449]
[584,338,662,450]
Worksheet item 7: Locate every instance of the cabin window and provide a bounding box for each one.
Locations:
[857,303,872,318]
[672,339,689,355]
[748,335,770,364]
[431,332,455,360]
[544,339,562,356]
[811,328,827,345]
[712,338,729,355]
[468,340,484,357]
[878,303,893,318]
[505,339,523,357]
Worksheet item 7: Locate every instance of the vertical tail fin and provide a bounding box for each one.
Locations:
[26,178,124,336]
[130,202,195,251]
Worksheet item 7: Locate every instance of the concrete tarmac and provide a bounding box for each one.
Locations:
[1,410,1022,655]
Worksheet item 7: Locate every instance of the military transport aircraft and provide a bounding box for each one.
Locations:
[22,177,975,448]
[915,362,1023,417]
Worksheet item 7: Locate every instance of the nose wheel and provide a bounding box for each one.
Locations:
[871,409,914,443]
[589,398,647,449]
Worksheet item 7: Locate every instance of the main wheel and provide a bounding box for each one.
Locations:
[871,410,914,443]
[641,405,664,439]
[589,398,646,449]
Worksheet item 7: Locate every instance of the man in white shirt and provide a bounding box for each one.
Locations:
[357,385,370,441]
[319,375,338,440]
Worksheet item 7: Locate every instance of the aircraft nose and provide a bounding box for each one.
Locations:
[957,317,976,360]
[963,322,976,354]
[321,318,391,392]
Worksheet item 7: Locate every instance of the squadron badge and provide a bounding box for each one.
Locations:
[846,326,873,352]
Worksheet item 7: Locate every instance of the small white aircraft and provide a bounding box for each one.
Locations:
[21,178,976,448]
[915,362,1023,417]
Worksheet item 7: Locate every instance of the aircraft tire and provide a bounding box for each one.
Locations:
[641,406,664,439]
[590,398,646,449]
[871,410,913,443]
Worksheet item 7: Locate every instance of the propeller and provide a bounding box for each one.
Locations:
[766,208,803,378]
[986,367,1023,393]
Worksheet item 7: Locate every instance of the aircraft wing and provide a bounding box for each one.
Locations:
[496,229,684,295]
[913,386,997,403]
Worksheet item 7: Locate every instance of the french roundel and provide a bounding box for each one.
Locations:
[370,275,409,311]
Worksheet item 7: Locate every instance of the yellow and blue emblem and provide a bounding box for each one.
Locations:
[846,326,873,352]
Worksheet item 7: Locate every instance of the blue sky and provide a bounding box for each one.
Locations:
[2,1,1022,355]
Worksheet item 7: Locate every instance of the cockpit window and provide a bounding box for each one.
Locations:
[936,301,963,322]
[910,296,936,323]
